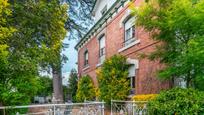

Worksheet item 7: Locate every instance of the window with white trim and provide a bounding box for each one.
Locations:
[124,17,136,46]
[84,50,89,67]
[128,64,136,95]
[99,35,105,64]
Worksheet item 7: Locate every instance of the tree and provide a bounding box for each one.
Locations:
[9,0,68,103]
[64,0,95,39]
[76,75,96,102]
[0,0,16,106]
[37,76,53,97]
[97,55,130,105]
[132,0,204,88]
[0,0,41,106]
[67,69,78,102]
[0,0,68,106]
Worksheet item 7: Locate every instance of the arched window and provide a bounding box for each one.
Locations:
[124,16,136,46]
[84,50,89,67]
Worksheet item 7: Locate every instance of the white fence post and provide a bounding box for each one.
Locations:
[111,100,112,115]
[102,100,105,115]
[53,104,55,115]
[133,100,135,115]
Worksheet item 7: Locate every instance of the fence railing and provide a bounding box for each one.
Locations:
[111,100,148,115]
[0,102,105,115]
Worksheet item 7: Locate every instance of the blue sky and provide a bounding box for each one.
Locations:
[61,37,78,83]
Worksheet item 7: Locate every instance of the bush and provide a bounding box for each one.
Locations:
[97,55,130,105]
[148,88,204,114]
[132,94,157,101]
[76,75,96,102]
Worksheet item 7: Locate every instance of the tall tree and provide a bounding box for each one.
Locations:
[0,0,16,106]
[64,0,95,39]
[0,0,68,106]
[132,0,204,88]
[10,0,68,103]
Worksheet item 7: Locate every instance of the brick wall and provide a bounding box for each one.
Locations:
[77,0,171,94]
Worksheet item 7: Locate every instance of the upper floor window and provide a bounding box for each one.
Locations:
[84,50,89,67]
[124,17,136,46]
[99,35,105,63]
[101,5,107,16]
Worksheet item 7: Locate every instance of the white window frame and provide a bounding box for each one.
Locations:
[124,17,136,47]
[98,35,105,64]
[127,58,139,95]
[84,50,89,67]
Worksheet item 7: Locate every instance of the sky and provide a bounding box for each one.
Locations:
[61,37,78,85]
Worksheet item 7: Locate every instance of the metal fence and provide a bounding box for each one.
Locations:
[111,100,148,115]
[0,102,105,115]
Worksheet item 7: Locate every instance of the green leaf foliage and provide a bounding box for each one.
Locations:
[68,69,78,102]
[0,0,68,107]
[97,55,130,105]
[133,0,204,88]
[37,76,53,97]
[76,75,96,102]
[148,88,204,114]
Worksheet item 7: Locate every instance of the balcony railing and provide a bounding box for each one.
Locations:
[111,100,148,115]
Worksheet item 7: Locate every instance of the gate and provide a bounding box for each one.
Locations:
[111,100,147,115]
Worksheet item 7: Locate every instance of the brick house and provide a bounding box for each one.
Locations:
[75,0,173,96]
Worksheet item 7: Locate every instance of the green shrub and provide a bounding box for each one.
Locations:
[67,69,78,102]
[76,75,96,102]
[97,55,130,105]
[148,88,204,115]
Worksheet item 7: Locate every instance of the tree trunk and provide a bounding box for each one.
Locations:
[52,67,63,103]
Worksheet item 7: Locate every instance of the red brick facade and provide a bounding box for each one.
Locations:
[76,0,172,95]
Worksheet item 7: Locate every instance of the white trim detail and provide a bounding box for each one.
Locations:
[82,65,90,71]
[127,58,139,69]
[119,9,132,28]
[96,63,103,67]
[118,39,140,53]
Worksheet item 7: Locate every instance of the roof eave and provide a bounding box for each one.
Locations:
[75,0,125,51]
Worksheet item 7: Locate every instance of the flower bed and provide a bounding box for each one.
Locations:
[132,94,157,101]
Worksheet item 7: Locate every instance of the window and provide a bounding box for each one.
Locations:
[99,35,105,64]
[84,50,89,67]
[128,64,136,94]
[101,5,107,15]
[124,17,136,46]
[128,77,135,93]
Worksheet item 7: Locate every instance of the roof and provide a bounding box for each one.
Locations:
[75,0,126,50]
